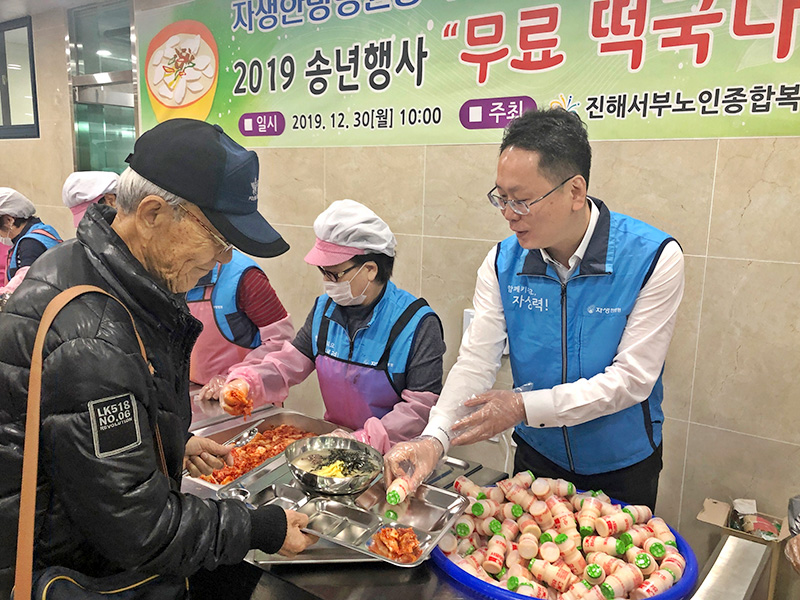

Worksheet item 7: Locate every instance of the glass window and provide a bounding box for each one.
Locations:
[70,1,132,76]
[0,76,5,126]
[0,16,38,138]
[74,103,136,172]
[68,0,134,174]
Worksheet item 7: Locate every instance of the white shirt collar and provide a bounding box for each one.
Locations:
[540,198,598,281]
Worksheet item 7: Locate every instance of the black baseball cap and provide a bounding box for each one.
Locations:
[125,119,289,258]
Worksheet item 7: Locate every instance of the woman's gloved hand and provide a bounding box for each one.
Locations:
[327,428,356,440]
[786,534,800,574]
[196,374,227,402]
[183,435,234,477]
[219,378,253,416]
[383,436,444,498]
[278,510,318,558]
[450,389,525,446]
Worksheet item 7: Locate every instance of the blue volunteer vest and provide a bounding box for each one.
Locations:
[497,198,676,475]
[7,223,62,278]
[185,251,262,348]
[311,281,435,394]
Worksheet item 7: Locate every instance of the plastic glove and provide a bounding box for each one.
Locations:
[279,509,318,557]
[383,435,444,498]
[786,534,800,575]
[183,436,234,477]
[450,389,525,447]
[219,378,254,416]
[196,374,227,402]
[327,428,356,440]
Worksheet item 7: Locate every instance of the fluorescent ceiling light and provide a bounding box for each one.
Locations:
[96,49,112,57]
[7,63,21,70]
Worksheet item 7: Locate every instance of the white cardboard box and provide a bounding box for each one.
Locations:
[697,498,790,600]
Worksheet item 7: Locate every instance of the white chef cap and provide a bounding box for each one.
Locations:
[0,187,35,219]
[304,199,397,267]
[62,171,119,227]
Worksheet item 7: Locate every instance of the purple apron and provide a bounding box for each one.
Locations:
[313,294,431,431]
[315,355,400,431]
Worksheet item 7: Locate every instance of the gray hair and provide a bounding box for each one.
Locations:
[115,167,186,216]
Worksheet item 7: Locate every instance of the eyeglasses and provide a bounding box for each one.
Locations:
[318,264,358,282]
[176,204,233,254]
[487,175,577,215]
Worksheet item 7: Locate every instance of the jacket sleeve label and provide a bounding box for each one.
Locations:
[88,393,142,458]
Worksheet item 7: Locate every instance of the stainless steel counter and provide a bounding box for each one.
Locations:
[242,458,505,600]
[184,463,500,600]
[181,406,505,600]
[183,406,772,600]
[251,559,472,600]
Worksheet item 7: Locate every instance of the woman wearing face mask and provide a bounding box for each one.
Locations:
[218,199,446,454]
[0,187,63,297]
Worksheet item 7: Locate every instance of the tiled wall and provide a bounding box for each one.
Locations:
[3,6,800,599]
[0,9,76,238]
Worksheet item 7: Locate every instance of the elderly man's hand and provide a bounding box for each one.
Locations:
[183,436,234,477]
[450,389,525,446]
[786,534,800,575]
[278,510,318,557]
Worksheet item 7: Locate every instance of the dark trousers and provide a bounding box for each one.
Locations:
[188,562,263,600]
[512,432,663,510]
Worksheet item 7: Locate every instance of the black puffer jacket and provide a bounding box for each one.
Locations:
[0,205,286,598]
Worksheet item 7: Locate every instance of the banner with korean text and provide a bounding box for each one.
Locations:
[136,0,800,146]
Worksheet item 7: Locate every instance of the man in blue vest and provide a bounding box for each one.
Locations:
[385,108,684,509]
[0,187,62,294]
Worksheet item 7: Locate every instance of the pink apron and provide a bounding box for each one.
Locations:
[188,285,251,385]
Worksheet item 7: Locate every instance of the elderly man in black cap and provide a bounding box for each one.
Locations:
[0,119,315,600]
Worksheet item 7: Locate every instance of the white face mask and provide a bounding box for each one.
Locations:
[0,221,11,246]
[323,264,369,306]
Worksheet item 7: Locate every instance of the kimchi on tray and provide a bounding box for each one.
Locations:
[200,424,315,486]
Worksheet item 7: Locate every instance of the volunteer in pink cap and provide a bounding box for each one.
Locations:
[0,187,62,296]
[62,171,119,228]
[218,199,446,454]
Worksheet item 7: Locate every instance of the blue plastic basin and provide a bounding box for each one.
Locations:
[431,504,698,600]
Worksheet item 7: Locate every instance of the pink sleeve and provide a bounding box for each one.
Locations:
[0,266,29,295]
[236,314,296,368]
[353,389,439,455]
[225,322,316,408]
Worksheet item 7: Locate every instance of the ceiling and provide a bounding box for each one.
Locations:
[0,0,106,23]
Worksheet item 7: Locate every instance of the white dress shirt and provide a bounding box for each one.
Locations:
[423,200,685,452]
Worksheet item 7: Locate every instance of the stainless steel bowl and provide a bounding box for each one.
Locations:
[285,435,383,495]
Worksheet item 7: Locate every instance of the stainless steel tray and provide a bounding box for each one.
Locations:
[251,539,376,565]
[185,408,338,490]
[231,475,468,568]
[241,482,380,564]
[424,455,482,489]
